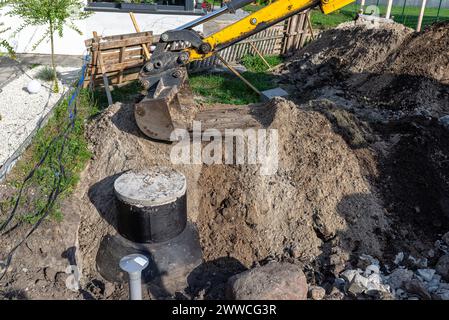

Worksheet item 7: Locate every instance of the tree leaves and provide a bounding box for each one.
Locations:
[6,0,91,91]
[7,0,91,47]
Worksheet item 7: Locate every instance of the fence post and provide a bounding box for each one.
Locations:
[385,0,393,19]
[401,0,407,23]
[436,0,443,21]
[417,0,427,31]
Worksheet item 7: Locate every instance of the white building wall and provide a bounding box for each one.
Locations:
[0,5,202,56]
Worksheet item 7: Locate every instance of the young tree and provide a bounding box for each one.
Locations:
[1,2,15,58]
[7,0,90,92]
[1,24,15,58]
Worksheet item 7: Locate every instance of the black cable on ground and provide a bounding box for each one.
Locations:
[0,56,89,282]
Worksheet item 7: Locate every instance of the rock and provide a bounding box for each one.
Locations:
[439,115,449,130]
[363,264,380,277]
[54,272,68,289]
[395,288,408,299]
[340,269,361,283]
[442,231,449,246]
[394,252,404,265]
[309,286,326,300]
[44,267,58,282]
[366,274,391,295]
[327,286,345,300]
[433,284,449,300]
[334,277,346,290]
[435,255,449,281]
[367,273,382,286]
[426,274,441,288]
[226,262,308,300]
[388,268,414,290]
[347,274,369,296]
[329,251,348,275]
[434,289,449,300]
[104,282,115,298]
[404,279,431,300]
[415,258,428,269]
[357,254,379,269]
[417,269,436,282]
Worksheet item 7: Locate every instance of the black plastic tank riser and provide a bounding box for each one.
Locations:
[117,194,187,243]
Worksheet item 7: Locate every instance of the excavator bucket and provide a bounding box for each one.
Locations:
[135,69,196,141]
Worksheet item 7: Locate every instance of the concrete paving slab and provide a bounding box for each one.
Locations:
[261,87,289,101]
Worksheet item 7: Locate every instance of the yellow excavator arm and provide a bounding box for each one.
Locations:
[135,0,355,141]
[187,0,354,61]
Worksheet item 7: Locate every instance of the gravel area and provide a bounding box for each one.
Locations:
[0,65,80,179]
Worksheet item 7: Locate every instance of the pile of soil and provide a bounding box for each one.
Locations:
[197,98,388,267]
[2,19,449,300]
[281,18,449,262]
[375,117,449,258]
[58,98,386,298]
[282,19,449,117]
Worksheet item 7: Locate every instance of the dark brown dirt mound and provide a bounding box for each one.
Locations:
[355,22,449,114]
[375,117,449,258]
[197,98,388,269]
[282,19,449,117]
[280,20,412,99]
[379,21,449,84]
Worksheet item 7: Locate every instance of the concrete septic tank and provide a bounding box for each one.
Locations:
[96,167,203,295]
[114,168,187,243]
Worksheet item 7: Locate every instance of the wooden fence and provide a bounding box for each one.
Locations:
[189,11,312,72]
[84,11,311,87]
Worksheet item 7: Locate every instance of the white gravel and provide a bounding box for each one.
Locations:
[0,65,80,174]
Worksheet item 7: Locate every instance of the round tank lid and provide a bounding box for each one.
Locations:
[114,167,187,207]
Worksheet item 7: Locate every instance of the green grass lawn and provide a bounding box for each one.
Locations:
[189,54,283,105]
[245,2,449,30]
[312,3,449,29]
[311,8,355,29]
[5,89,99,224]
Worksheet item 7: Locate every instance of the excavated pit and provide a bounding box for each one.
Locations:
[60,98,389,299]
[2,19,449,300]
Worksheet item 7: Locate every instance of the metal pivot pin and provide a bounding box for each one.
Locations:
[119,254,149,300]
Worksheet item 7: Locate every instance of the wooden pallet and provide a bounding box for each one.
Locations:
[84,31,153,89]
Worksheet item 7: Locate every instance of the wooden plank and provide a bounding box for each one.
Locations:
[93,32,113,105]
[129,12,151,60]
[118,46,125,84]
[89,35,153,51]
[102,48,144,64]
[84,67,141,85]
[85,37,97,89]
[85,31,152,46]
[103,59,144,73]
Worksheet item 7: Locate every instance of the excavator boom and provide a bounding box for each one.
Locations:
[135,0,354,141]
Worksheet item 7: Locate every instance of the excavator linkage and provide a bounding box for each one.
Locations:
[135,0,354,141]
[135,68,196,141]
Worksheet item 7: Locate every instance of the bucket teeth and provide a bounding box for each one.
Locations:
[135,68,195,141]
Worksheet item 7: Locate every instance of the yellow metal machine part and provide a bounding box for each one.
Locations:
[187,0,355,62]
[321,0,355,14]
[136,0,355,141]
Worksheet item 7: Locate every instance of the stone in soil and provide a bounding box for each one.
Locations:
[226,262,308,300]
[388,268,413,290]
[309,286,326,300]
[435,255,449,281]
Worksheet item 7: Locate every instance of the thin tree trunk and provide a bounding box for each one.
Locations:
[49,21,58,93]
